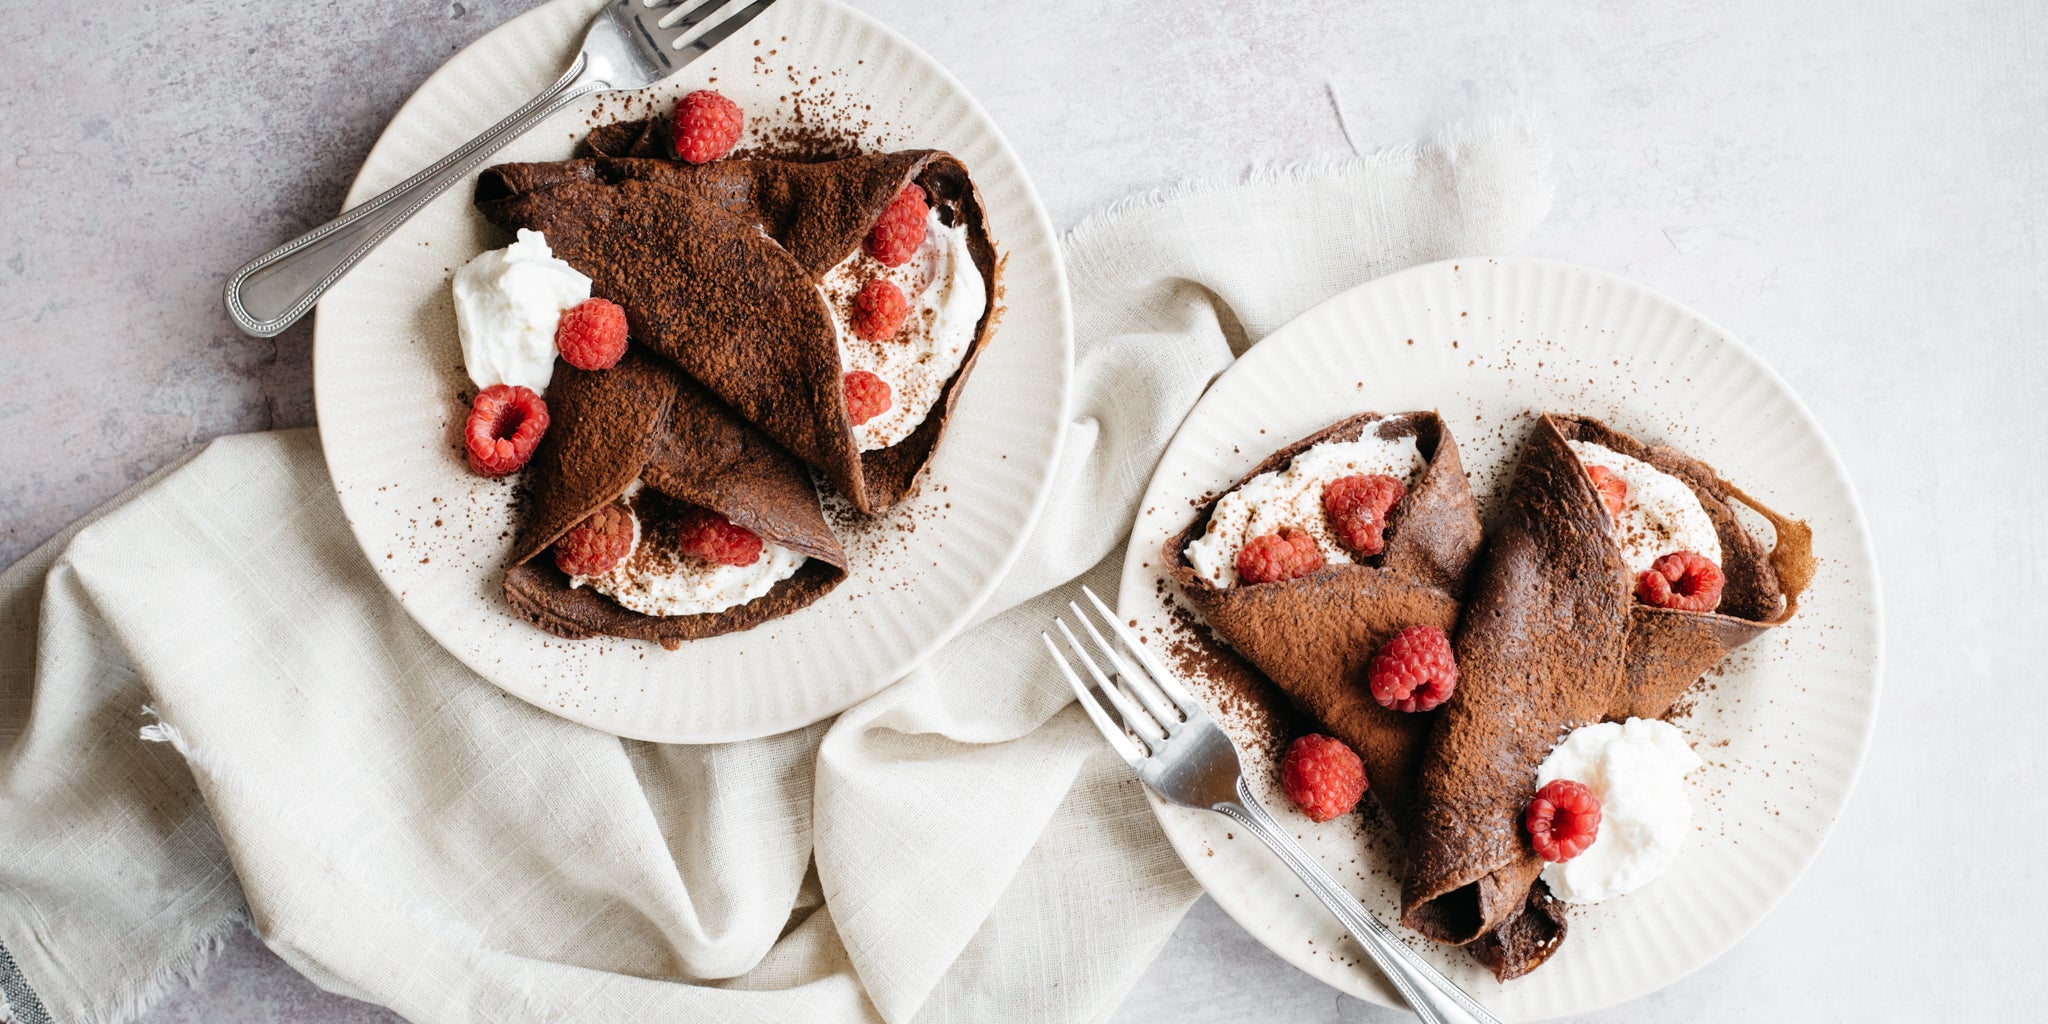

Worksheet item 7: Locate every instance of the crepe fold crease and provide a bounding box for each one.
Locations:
[502,352,847,648]
[1163,411,1484,822]
[1399,413,1813,980]
[473,128,999,513]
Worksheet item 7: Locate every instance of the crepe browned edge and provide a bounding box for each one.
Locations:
[474,144,1000,514]
[502,351,846,650]
[1400,413,1814,981]
[1162,411,1484,824]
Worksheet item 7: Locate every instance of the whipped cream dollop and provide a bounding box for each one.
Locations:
[452,229,590,394]
[570,487,806,617]
[1183,428,1425,588]
[1569,440,1722,575]
[1535,718,1703,903]
[822,207,986,451]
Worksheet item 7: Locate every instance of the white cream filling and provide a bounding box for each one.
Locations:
[1535,718,1703,904]
[822,207,986,451]
[1183,428,1425,588]
[570,488,806,617]
[452,229,590,394]
[1569,440,1723,575]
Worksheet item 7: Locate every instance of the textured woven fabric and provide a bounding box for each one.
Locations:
[0,119,1549,1024]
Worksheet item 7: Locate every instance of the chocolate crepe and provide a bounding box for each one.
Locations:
[1400,413,1814,979]
[1163,411,1484,822]
[503,351,847,649]
[473,134,998,514]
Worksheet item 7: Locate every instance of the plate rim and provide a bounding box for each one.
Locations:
[312,0,1075,743]
[1118,255,1884,1014]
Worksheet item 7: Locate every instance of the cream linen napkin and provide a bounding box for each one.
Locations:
[0,118,1550,1024]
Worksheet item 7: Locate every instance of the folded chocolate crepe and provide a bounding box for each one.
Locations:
[1400,413,1814,979]
[503,350,847,649]
[1163,411,1485,821]
[473,129,998,514]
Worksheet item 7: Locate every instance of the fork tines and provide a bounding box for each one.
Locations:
[645,0,779,54]
[1042,586,1204,763]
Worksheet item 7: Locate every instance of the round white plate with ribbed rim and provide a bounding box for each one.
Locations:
[313,0,1070,742]
[1118,258,1879,1019]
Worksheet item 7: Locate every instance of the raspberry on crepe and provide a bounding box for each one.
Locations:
[843,370,892,427]
[850,278,909,341]
[1367,625,1458,713]
[552,503,634,577]
[671,89,744,164]
[1323,473,1408,557]
[675,507,764,568]
[554,298,628,370]
[1636,550,1725,611]
[1234,527,1323,585]
[1280,734,1368,822]
[863,184,929,266]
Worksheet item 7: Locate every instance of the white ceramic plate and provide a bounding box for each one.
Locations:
[314,0,1071,742]
[1118,258,1880,1019]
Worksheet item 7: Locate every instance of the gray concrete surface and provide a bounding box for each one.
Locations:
[4,0,2039,1021]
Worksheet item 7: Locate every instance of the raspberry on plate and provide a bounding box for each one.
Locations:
[1279,734,1367,822]
[1526,778,1602,862]
[844,370,892,426]
[1636,550,1725,612]
[555,297,628,370]
[1366,624,1458,713]
[1321,473,1408,557]
[863,183,928,266]
[464,384,548,477]
[1234,526,1323,584]
[671,89,744,164]
[1586,463,1628,518]
[675,506,763,567]
[553,503,635,577]
[851,278,909,341]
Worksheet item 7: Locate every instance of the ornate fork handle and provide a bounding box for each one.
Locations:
[222,58,605,337]
[1216,778,1500,1024]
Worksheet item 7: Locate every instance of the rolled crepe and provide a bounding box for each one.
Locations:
[1400,413,1813,979]
[1163,411,1484,821]
[503,351,847,649]
[473,137,998,514]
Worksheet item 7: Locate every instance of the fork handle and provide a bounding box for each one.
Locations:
[221,56,607,337]
[1218,780,1502,1024]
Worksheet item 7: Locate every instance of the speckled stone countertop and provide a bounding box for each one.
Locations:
[4,0,2039,1021]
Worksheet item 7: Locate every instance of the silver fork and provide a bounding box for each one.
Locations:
[222,0,781,337]
[1044,586,1500,1024]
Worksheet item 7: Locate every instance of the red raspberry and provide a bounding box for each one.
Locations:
[1366,624,1458,713]
[863,183,928,266]
[1234,526,1323,585]
[671,90,745,163]
[1586,464,1628,518]
[1636,550,1725,612]
[552,503,635,577]
[555,297,628,370]
[1321,473,1408,557]
[464,384,548,477]
[1526,779,1602,862]
[674,506,763,567]
[1279,734,1368,822]
[844,370,891,426]
[851,278,909,341]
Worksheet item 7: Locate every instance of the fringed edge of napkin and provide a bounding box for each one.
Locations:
[0,914,247,1024]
